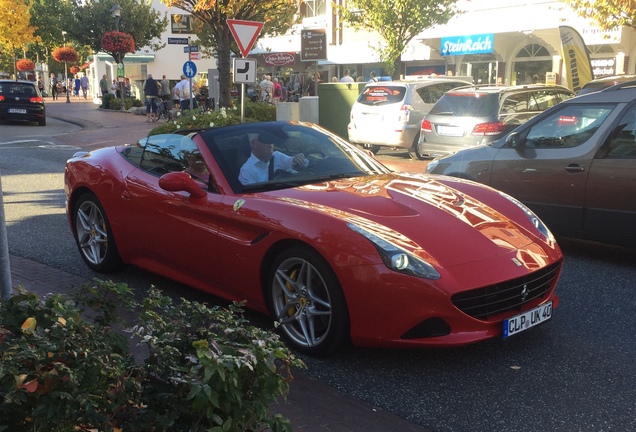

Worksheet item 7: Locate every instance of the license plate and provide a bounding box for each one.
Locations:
[9,108,27,114]
[436,125,463,136]
[503,302,552,339]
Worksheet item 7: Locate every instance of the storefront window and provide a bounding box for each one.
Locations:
[513,43,552,85]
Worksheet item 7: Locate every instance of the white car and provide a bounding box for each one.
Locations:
[347,76,471,160]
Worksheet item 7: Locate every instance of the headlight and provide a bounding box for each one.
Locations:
[499,191,555,243]
[347,223,440,279]
[425,159,439,173]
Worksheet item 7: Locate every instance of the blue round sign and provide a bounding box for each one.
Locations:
[183,61,197,78]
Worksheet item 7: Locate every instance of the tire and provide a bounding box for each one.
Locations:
[267,246,350,356]
[73,193,123,273]
[361,144,381,154]
[408,133,427,160]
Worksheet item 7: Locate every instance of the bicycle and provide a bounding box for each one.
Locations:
[156,98,172,122]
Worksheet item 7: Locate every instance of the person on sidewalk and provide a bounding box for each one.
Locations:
[50,74,58,100]
[99,75,109,97]
[340,69,355,83]
[73,75,81,99]
[143,74,160,122]
[80,74,89,99]
[159,74,171,100]
[175,75,197,112]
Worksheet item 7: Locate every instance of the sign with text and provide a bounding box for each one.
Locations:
[264,52,295,66]
[301,28,327,61]
[227,19,263,58]
[440,33,494,56]
[168,37,189,45]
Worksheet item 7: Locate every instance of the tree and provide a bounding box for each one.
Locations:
[337,0,459,79]
[70,0,167,55]
[160,0,298,108]
[0,0,40,77]
[565,0,636,30]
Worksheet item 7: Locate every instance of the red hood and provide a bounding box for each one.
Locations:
[275,173,548,269]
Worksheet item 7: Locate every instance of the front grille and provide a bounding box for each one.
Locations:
[451,261,561,320]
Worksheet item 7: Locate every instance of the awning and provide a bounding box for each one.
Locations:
[96,53,155,63]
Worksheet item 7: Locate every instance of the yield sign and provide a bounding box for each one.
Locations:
[227,19,263,58]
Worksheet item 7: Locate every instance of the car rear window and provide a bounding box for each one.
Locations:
[429,92,499,116]
[416,82,471,104]
[356,85,407,106]
[0,83,37,95]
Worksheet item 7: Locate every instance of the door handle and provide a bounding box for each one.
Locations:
[564,164,584,173]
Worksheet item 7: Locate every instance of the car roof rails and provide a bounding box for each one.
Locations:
[601,80,636,92]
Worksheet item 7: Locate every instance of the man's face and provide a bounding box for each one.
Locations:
[251,137,273,162]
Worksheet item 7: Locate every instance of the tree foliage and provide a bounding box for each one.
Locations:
[70,0,167,54]
[337,0,459,78]
[565,0,636,30]
[0,0,40,54]
[160,0,298,108]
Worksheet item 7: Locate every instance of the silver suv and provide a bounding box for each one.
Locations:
[416,84,575,158]
[347,77,472,160]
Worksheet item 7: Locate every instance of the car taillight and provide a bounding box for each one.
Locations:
[0,95,4,102]
[472,122,506,136]
[421,119,432,133]
[30,96,44,103]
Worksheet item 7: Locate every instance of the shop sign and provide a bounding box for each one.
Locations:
[591,58,616,77]
[264,52,295,66]
[441,33,494,56]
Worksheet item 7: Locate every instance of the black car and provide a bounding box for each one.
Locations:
[577,75,636,95]
[0,79,46,126]
[415,84,574,158]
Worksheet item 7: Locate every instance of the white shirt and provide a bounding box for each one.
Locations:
[175,79,194,101]
[239,151,294,185]
[340,76,354,82]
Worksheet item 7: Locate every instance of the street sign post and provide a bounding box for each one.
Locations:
[227,19,263,58]
[227,19,263,122]
[183,61,197,111]
[301,28,327,61]
[233,58,256,84]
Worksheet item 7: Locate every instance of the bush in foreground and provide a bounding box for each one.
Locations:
[0,280,304,432]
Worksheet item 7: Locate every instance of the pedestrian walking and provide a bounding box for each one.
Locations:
[80,74,89,99]
[159,74,171,100]
[175,74,197,111]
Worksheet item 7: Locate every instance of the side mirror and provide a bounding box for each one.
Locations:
[506,132,523,149]
[159,172,206,199]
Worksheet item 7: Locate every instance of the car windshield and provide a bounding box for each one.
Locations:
[356,85,407,106]
[199,122,391,193]
[429,92,498,116]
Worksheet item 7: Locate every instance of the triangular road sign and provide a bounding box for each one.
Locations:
[227,19,264,58]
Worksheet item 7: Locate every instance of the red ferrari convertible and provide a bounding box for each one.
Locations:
[64,121,562,355]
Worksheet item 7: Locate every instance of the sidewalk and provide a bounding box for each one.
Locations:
[11,98,431,431]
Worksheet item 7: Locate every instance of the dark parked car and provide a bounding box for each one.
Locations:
[426,80,636,248]
[578,75,636,95]
[0,79,46,126]
[415,84,574,158]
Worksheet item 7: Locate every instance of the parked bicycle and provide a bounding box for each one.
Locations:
[156,98,173,122]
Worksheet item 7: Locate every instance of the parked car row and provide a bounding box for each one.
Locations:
[426,80,636,248]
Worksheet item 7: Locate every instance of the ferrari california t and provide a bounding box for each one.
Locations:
[64,121,562,356]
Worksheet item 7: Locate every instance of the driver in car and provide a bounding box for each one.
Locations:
[239,133,307,185]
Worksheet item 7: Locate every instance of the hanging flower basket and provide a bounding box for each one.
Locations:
[101,31,135,59]
[52,46,79,64]
[16,59,36,71]
[69,65,80,74]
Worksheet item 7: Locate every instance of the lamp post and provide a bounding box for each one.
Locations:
[110,4,125,112]
[62,31,71,103]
